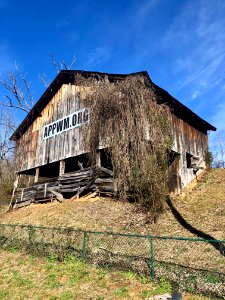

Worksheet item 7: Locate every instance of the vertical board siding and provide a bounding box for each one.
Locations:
[16,84,86,172]
[170,113,208,193]
[16,83,209,195]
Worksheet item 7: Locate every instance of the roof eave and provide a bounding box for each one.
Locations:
[10,70,216,141]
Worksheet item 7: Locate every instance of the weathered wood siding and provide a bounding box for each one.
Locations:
[169,114,208,193]
[16,84,86,172]
[15,82,209,194]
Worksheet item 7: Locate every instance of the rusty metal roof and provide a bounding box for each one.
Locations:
[10,70,216,141]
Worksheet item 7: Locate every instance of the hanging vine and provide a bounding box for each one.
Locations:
[77,74,173,220]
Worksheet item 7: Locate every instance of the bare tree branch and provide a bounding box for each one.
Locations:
[0,63,33,114]
[39,73,50,88]
[67,55,76,70]
[0,121,16,132]
[15,62,34,106]
[0,111,16,160]
[211,130,225,168]
[48,52,60,73]
[39,53,76,88]
[0,102,30,113]
[48,52,76,73]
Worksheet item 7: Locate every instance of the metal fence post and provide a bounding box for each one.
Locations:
[28,225,34,244]
[149,237,155,280]
[82,231,88,259]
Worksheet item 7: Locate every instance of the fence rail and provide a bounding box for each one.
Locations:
[0,223,224,298]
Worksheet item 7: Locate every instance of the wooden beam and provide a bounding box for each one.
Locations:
[34,167,39,183]
[7,173,20,211]
[59,160,65,176]
[28,175,31,187]
[96,151,101,167]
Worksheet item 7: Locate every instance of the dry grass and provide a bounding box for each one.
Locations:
[0,169,224,240]
[0,200,10,214]
[165,168,225,240]
[0,170,224,299]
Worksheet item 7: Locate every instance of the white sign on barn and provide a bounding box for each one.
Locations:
[43,108,89,140]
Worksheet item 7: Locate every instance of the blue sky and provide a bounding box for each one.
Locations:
[0,0,225,140]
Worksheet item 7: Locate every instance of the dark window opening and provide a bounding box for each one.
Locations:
[100,148,113,170]
[167,149,180,167]
[64,154,89,173]
[186,152,193,169]
[39,161,60,178]
[19,168,36,176]
[62,192,77,199]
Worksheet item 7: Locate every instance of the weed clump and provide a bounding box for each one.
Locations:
[0,160,15,211]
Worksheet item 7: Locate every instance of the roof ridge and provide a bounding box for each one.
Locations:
[10,70,216,141]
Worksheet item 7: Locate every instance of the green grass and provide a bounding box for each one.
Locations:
[0,249,216,300]
[141,277,172,298]
[112,286,129,298]
[0,249,154,299]
[0,291,8,300]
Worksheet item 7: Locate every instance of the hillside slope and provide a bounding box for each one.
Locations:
[0,169,224,239]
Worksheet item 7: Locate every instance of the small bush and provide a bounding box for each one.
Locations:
[0,160,16,210]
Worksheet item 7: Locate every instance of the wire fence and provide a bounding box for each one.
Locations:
[0,223,224,298]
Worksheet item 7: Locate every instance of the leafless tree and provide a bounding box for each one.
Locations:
[48,52,76,73]
[0,111,16,160]
[211,130,225,168]
[0,56,76,210]
[0,111,17,209]
[39,73,50,88]
[0,63,34,113]
[1,55,76,110]
[40,53,76,88]
[0,55,76,156]
[0,64,32,207]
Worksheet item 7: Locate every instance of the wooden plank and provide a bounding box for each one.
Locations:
[59,160,65,176]
[33,197,55,203]
[77,176,98,197]
[34,167,39,183]
[13,200,32,209]
[100,167,113,176]
[95,178,114,183]
[33,178,58,185]
[97,186,114,192]
[59,172,91,178]
[51,190,64,202]
[59,178,90,184]
[59,183,84,189]
[59,187,80,193]
[96,151,101,167]
[59,168,91,176]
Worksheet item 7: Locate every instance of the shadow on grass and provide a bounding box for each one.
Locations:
[166,197,225,256]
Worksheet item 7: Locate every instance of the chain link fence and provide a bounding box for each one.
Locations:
[0,223,224,298]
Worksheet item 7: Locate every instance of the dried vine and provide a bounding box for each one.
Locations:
[77,74,173,219]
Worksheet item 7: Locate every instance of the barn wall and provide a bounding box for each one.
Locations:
[168,114,208,194]
[16,84,87,172]
[15,82,209,193]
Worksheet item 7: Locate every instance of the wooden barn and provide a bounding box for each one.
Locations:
[10,70,216,209]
